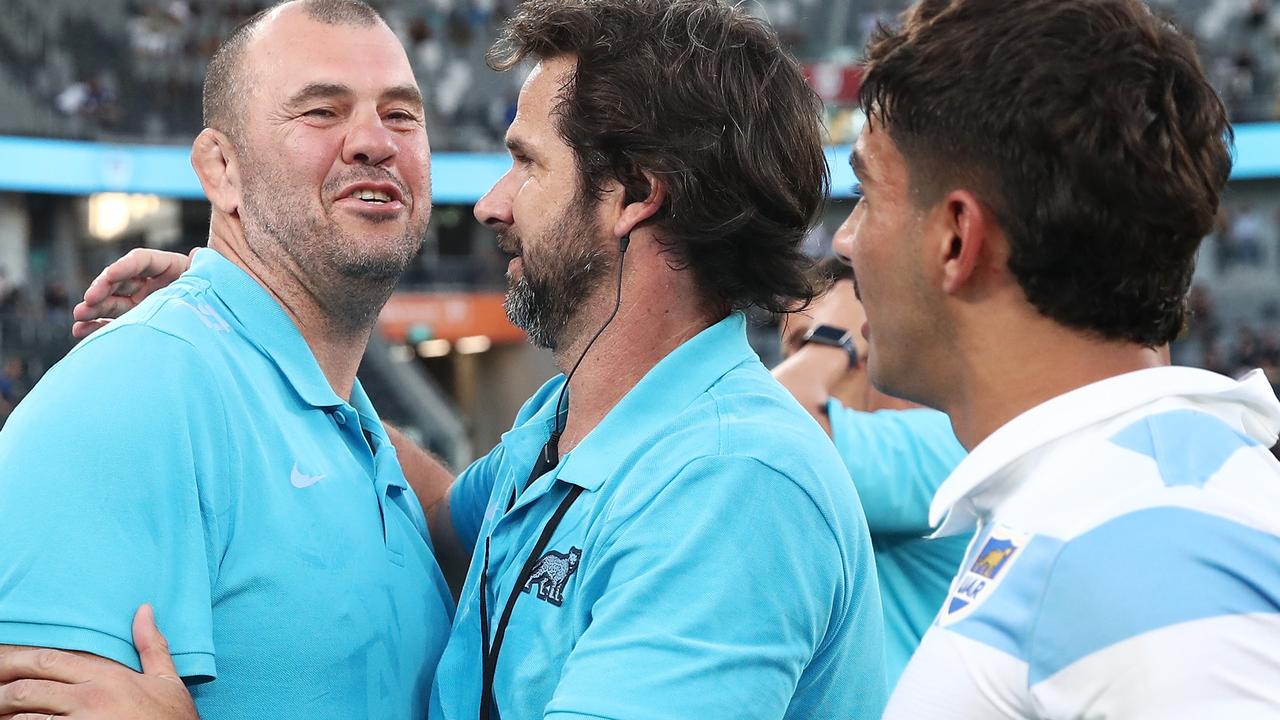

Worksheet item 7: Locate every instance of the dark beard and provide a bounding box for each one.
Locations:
[502,206,611,350]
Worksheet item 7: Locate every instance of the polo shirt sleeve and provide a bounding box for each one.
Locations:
[827,402,966,536]
[0,324,229,681]
[543,455,859,719]
[449,447,505,554]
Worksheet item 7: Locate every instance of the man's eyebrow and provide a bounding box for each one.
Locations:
[284,83,423,110]
[505,136,540,162]
[285,82,354,107]
[382,84,424,108]
[850,148,872,182]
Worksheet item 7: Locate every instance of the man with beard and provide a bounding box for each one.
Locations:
[28,0,890,717]
[0,1,452,718]
[410,3,888,715]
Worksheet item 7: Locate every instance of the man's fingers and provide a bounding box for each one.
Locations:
[74,295,138,323]
[133,605,180,681]
[0,650,93,686]
[70,318,111,339]
[0,676,78,714]
[103,249,189,285]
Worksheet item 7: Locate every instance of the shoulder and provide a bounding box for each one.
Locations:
[1104,405,1280,492]
[619,363,866,553]
[704,361,847,469]
[1028,504,1280,683]
[828,403,966,475]
[31,317,220,408]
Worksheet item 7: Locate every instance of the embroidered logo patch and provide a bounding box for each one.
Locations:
[942,525,1030,624]
[523,547,581,607]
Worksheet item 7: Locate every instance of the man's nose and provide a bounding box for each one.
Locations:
[343,110,397,166]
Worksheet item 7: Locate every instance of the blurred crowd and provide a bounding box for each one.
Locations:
[0,0,1276,147]
[1174,285,1280,395]
[0,267,76,427]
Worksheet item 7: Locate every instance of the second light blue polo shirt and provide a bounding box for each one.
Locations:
[0,249,453,718]
[433,313,888,720]
[827,402,971,689]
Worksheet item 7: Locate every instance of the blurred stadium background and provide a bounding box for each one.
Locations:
[0,0,1277,465]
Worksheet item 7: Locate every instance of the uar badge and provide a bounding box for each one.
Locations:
[941,524,1031,624]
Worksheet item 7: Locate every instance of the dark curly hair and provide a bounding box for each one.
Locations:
[859,0,1233,346]
[488,0,828,315]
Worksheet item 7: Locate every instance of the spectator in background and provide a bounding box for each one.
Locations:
[774,255,969,691]
[0,357,26,424]
[0,267,13,310]
[1230,204,1266,265]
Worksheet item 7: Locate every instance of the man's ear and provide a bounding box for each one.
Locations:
[936,189,997,296]
[191,128,243,216]
[611,172,666,241]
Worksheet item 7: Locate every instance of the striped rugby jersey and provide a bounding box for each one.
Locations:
[885,366,1280,719]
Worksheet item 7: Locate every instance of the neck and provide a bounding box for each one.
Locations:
[937,311,1166,451]
[208,212,379,401]
[551,258,719,452]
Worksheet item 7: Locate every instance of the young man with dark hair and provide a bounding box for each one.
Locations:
[838,0,1280,716]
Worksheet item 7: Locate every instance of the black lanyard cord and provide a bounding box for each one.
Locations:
[477,236,626,719]
[478,482,585,720]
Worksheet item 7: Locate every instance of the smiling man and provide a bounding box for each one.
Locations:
[0,2,451,717]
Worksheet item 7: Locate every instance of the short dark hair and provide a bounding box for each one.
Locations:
[489,0,828,315]
[202,0,383,138]
[860,0,1233,346]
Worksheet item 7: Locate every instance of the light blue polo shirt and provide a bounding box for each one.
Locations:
[826,401,970,689]
[0,249,453,719]
[434,313,888,720]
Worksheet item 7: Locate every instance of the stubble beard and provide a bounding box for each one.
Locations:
[238,161,427,337]
[502,204,612,351]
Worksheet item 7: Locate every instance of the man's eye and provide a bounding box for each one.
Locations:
[305,108,337,118]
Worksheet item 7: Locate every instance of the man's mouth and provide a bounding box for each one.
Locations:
[348,188,394,204]
[333,180,406,208]
[496,232,522,259]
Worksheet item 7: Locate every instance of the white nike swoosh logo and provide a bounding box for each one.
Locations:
[290,464,325,489]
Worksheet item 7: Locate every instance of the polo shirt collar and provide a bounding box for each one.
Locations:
[189,249,344,409]
[547,312,756,492]
[930,366,1280,537]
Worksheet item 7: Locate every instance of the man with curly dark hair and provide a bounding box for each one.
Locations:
[420,1,886,716]
[836,0,1280,716]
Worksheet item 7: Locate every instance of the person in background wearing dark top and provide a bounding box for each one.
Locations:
[0,356,27,423]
